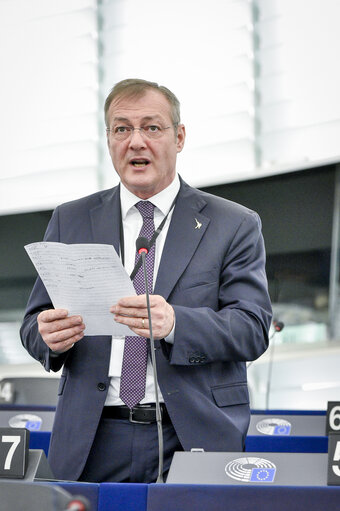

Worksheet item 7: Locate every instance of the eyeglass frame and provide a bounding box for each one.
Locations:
[106,123,178,140]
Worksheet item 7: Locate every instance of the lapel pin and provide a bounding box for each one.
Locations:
[194,218,202,230]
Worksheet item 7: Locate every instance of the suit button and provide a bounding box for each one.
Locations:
[97,382,106,391]
[189,357,196,364]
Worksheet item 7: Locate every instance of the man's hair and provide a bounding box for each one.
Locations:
[104,78,181,128]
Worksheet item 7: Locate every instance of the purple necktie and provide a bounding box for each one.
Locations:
[119,201,156,408]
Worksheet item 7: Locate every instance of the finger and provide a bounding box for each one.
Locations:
[111,305,147,318]
[115,295,148,308]
[49,332,84,353]
[46,317,84,334]
[38,309,69,323]
[111,294,164,315]
[114,314,148,330]
[38,320,84,345]
[44,323,85,343]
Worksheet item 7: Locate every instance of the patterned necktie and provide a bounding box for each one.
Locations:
[119,201,156,408]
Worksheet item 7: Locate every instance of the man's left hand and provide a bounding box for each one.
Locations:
[111,295,174,339]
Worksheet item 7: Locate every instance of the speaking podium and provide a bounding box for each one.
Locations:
[167,451,328,486]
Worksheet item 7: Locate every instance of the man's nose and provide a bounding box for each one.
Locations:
[128,128,147,149]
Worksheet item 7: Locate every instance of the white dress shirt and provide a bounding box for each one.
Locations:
[105,174,180,406]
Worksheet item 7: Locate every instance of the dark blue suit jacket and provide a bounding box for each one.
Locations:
[20,178,272,481]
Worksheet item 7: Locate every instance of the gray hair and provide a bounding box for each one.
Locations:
[104,78,181,128]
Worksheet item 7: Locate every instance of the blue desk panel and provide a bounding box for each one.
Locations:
[29,431,51,457]
[246,435,328,452]
[35,481,340,511]
[147,484,340,511]
[99,483,148,511]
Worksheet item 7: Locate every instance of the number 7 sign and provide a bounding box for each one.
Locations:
[0,428,29,478]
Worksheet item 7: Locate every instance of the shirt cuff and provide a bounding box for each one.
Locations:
[164,317,175,344]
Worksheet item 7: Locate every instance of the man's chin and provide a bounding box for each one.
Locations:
[124,176,156,199]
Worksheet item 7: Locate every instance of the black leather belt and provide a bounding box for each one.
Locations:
[102,403,171,424]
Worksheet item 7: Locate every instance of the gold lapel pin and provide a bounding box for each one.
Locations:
[194,218,202,229]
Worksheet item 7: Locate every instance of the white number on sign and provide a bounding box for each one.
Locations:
[332,440,340,477]
[330,406,340,431]
[2,435,21,470]
[0,382,13,402]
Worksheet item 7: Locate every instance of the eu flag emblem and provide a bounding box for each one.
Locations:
[250,468,276,482]
[25,420,42,431]
[273,425,291,435]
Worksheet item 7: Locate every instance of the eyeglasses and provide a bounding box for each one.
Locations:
[106,124,177,141]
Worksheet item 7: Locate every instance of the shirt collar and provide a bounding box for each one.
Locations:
[120,174,180,219]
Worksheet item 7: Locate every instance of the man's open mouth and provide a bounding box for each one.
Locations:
[130,159,150,168]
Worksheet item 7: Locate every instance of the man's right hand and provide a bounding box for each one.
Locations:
[37,309,85,353]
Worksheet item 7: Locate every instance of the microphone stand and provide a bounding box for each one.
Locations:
[140,251,164,483]
[265,320,284,410]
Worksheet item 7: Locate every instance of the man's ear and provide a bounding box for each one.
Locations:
[176,124,186,153]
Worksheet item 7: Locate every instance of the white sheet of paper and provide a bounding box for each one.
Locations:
[25,241,136,336]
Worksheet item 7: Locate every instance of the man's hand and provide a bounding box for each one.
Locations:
[111,295,174,339]
[37,309,85,353]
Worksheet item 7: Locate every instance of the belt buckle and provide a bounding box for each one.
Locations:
[129,407,154,424]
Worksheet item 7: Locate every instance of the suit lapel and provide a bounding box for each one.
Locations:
[89,185,121,254]
[154,181,210,300]
[87,181,210,301]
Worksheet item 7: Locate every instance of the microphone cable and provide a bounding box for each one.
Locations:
[136,236,164,483]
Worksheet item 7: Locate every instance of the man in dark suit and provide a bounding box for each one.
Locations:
[20,78,272,483]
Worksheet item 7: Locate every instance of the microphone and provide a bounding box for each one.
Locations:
[136,236,164,484]
[273,320,284,333]
[136,236,150,255]
[66,495,90,511]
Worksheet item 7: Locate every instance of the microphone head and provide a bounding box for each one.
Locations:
[273,320,284,332]
[136,236,150,255]
[67,495,90,511]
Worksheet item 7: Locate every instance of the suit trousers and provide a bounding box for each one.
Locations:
[79,415,183,483]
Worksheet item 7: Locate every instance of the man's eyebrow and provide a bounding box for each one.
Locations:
[112,117,131,124]
[112,115,164,124]
[140,116,163,123]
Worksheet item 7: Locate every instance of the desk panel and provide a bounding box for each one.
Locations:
[249,414,325,436]
[99,482,148,511]
[167,452,328,486]
[247,412,328,452]
[0,408,55,431]
[246,435,328,453]
[147,484,340,511]
[29,431,51,457]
